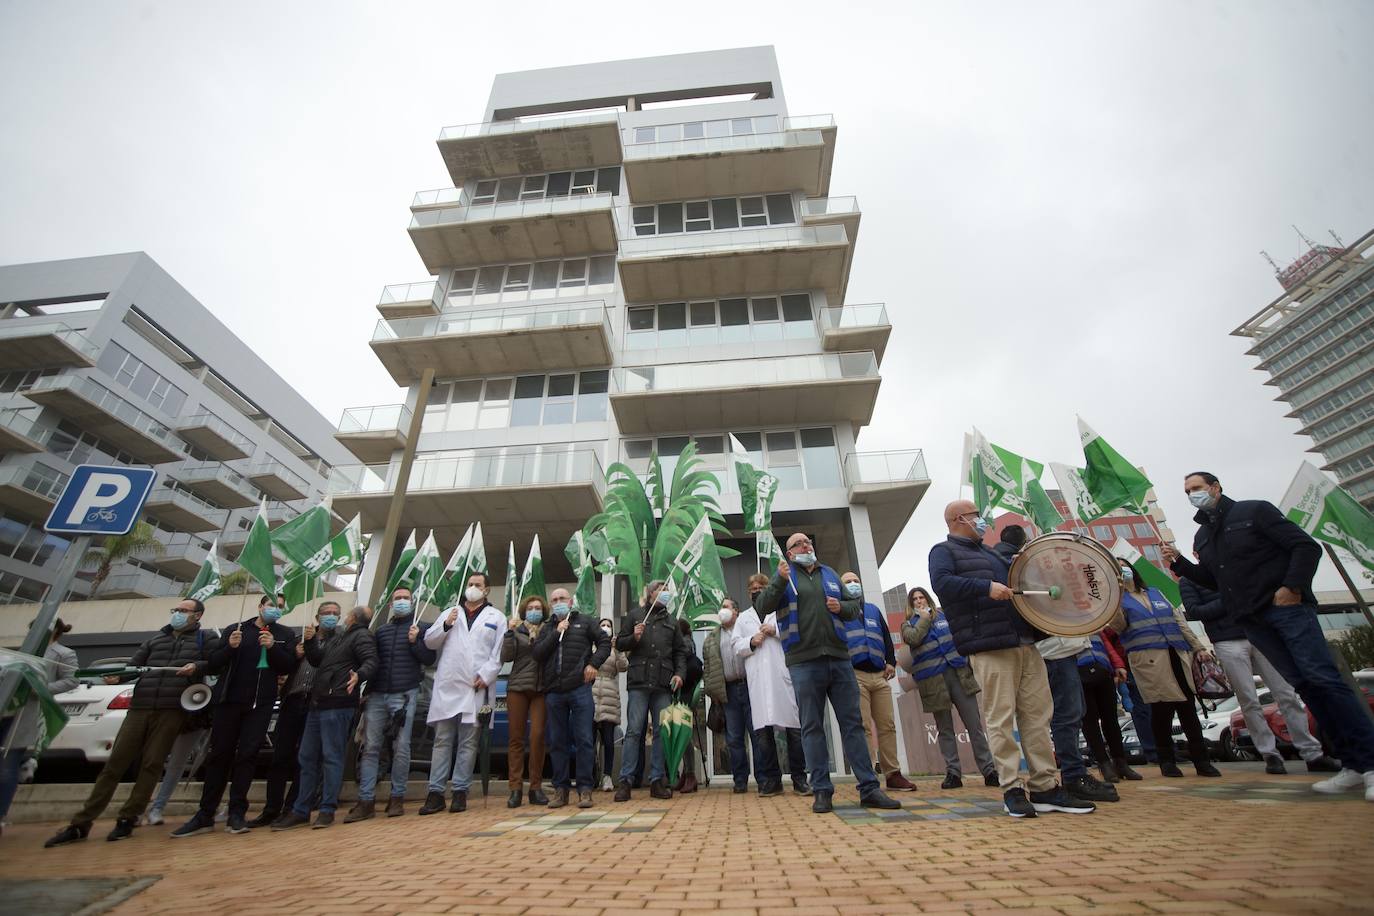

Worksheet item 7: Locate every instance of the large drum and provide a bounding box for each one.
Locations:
[1007,532,1122,636]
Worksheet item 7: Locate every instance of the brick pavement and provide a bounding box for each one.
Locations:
[1,765,1371,915]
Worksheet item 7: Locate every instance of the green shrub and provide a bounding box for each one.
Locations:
[1329,624,1374,671]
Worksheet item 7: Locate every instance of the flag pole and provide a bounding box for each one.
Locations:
[1323,543,1374,629]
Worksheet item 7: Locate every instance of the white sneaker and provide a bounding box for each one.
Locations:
[1312,768,1364,794]
[600,775,614,792]
[1365,771,1374,802]
[144,808,164,826]
[214,804,228,823]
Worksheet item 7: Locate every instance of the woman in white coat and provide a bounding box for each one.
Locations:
[730,573,810,797]
[417,572,507,815]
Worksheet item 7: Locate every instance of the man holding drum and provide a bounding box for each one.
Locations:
[929,501,1094,818]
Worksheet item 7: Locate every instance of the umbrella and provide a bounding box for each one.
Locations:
[477,686,493,804]
[658,697,694,786]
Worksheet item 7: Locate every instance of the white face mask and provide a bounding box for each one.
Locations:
[718,608,734,624]
[464,585,485,603]
[1187,489,1217,510]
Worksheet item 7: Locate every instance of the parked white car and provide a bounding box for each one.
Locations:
[42,658,134,767]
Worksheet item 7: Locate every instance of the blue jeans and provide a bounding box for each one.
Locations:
[546,685,595,791]
[620,688,672,785]
[291,707,353,817]
[1126,674,1156,761]
[1244,603,1374,772]
[723,680,757,788]
[0,717,24,822]
[427,717,478,794]
[1044,656,1087,780]
[788,657,880,796]
[358,689,418,802]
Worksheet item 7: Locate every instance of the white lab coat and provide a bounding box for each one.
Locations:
[424,602,506,725]
[731,606,799,729]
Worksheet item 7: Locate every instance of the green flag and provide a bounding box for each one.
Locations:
[1024,477,1066,535]
[1051,462,1109,523]
[1078,418,1153,516]
[238,497,278,598]
[280,563,325,610]
[467,522,488,576]
[406,533,444,608]
[1280,461,1374,573]
[565,530,598,616]
[433,524,474,610]
[381,530,418,603]
[730,434,778,533]
[1110,537,1181,608]
[666,514,729,628]
[519,534,545,603]
[964,430,1011,516]
[0,653,69,756]
[756,529,785,568]
[503,541,520,618]
[184,538,223,603]
[270,502,334,571]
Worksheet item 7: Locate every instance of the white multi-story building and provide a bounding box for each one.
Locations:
[335,47,929,622]
[0,253,349,604]
[1232,229,1374,509]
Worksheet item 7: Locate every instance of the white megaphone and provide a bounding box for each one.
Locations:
[180,683,213,712]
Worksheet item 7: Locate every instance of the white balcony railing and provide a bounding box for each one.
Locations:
[0,321,100,361]
[0,458,70,502]
[379,281,442,308]
[26,375,182,450]
[842,450,929,488]
[437,110,621,142]
[338,403,412,435]
[621,128,824,162]
[178,412,255,454]
[409,190,614,229]
[329,447,605,498]
[801,196,860,218]
[372,301,611,345]
[819,303,889,332]
[618,223,847,261]
[614,351,878,395]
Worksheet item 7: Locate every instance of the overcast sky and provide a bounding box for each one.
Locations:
[2,1,1372,595]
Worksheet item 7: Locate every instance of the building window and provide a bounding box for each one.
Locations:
[96,342,188,417]
[1092,525,1113,541]
[631,194,797,237]
[1133,522,1155,539]
[0,367,59,393]
[624,293,816,350]
[620,426,840,493]
[422,370,611,433]
[446,255,614,307]
[627,115,781,145]
[1113,524,1134,541]
[469,166,620,207]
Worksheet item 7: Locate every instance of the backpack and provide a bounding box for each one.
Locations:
[1191,654,1233,701]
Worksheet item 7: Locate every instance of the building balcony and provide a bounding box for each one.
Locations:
[436,111,623,185]
[22,375,184,464]
[175,461,259,509]
[176,412,254,462]
[801,196,860,303]
[370,301,614,386]
[843,450,931,563]
[248,458,311,502]
[408,190,618,273]
[0,406,44,454]
[610,351,880,434]
[146,533,216,580]
[621,115,836,203]
[819,303,891,365]
[616,224,850,305]
[0,456,70,524]
[336,403,412,464]
[100,567,183,600]
[329,447,604,577]
[376,281,443,320]
[142,485,229,533]
[0,321,99,372]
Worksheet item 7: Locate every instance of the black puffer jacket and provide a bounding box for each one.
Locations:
[503,622,546,694]
[129,624,216,711]
[209,619,299,707]
[615,604,689,691]
[532,613,610,693]
[1181,579,1244,643]
[370,613,436,694]
[304,621,379,709]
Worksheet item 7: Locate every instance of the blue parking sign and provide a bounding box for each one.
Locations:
[45,464,158,536]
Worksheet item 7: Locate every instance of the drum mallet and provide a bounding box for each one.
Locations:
[1013,587,1063,599]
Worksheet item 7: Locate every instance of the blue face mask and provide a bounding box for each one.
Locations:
[1121,567,1134,583]
[525,609,544,625]
[654,591,672,609]
[392,599,412,615]
[261,607,282,624]
[1188,489,1217,510]
[844,582,862,598]
[169,611,189,630]
[319,614,339,630]
[792,552,817,566]
[964,516,989,538]
[552,603,571,619]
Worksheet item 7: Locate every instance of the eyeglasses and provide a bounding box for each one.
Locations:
[787,538,813,550]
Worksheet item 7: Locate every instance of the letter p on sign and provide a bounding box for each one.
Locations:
[45,464,158,536]
[65,473,132,525]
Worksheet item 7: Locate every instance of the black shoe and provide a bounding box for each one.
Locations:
[344,800,375,824]
[245,809,280,829]
[528,787,549,806]
[758,781,782,797]
[225,813,250,835]
[106,818,136,842]
[417,791,445,816]
[169,812,215,838]
[269,811,311,831]
[1265,754,1287,775]
[983,771,1000,788]
[1066,774,1119,803]
[614,781,631,802]
[449,791,467,813]
[941,772,963,790]
[507,790,523,808]
[1113,757,1143,781]
[1194,761,1222,778]
[860,789,901,810]
[1159,762,1184,778]
[1098,759,1120,784]
[1003,788,1036,818]
[45,823,90,847]
[649,779,672,800]
[732,785,748,794]
[311,812,334,829]
[1306,755,1342,773]
[811,790,834,814]
[792,778,813,796]
[1030,786,1096,814]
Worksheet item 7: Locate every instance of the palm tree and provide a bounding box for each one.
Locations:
[83,521,164,596]
[218,568,252,595]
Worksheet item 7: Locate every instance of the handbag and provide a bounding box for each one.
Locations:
[1191,653,1233,700]
[706,698,726,733]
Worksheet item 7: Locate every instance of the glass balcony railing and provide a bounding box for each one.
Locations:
[622,128,824,161]
[843,450,929,489]
[379,281,442,308]
[819,303,890,332]
[144,485,230,526]
[801,196,860,218]
[249,458,311,493]
[103,567,184,597]
[177,460,258,497]
[372,301,611,344]
[329,447,605,498]
[618,224,847,261]
[338,403,412,434]
[178,411,255,454]
[437,110,620,142]
[26,375,182,450]
[409,190,615,227]
[0,458,70,502]
[0,407,44,442]
[0,321,100,361]
[782,114,836,132]
[614,351,878,395]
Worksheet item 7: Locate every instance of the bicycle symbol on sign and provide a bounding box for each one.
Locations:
[85,508,119,523]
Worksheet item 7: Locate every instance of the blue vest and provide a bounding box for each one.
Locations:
[1120,588,1191,655]
[909,611,966,681]
[844,602,888,669]
[776,562,845,652]
[1076,634,1113,670]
